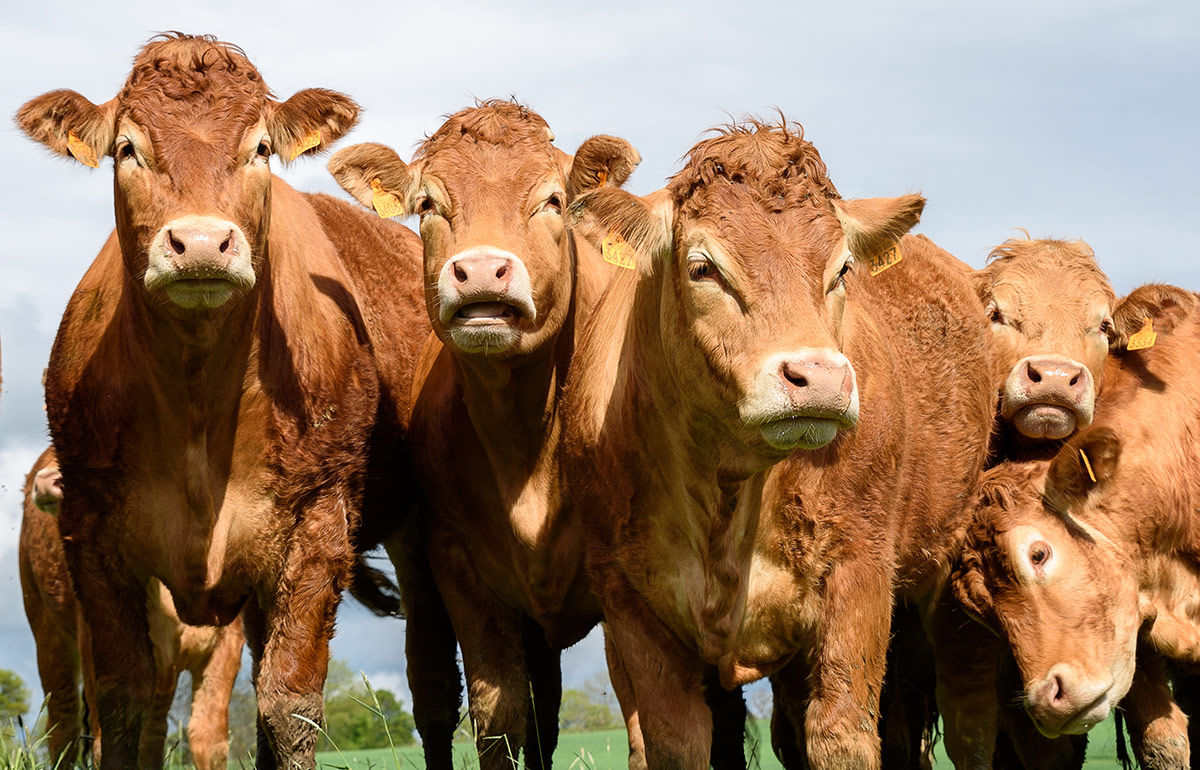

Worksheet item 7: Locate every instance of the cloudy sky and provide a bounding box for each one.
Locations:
[0,0,1197,725]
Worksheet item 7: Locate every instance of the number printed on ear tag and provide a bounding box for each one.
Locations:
[602,232,636,270]
[370,178,405,219]
[866,243,902,276]
[1127,318,1156,351]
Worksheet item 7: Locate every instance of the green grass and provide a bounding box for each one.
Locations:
[314,716,1132,769]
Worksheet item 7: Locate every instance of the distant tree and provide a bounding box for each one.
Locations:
[0,669,31,739]
[558,687,620,732]
[319,664,417,750]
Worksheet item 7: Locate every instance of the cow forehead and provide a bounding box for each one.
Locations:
[424,143,563,201]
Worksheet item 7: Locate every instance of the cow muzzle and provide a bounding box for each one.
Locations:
[742,349,860,451]
[1025,664,1114,738]
[32,465,63,516]
[1002,355,1095,440]
[145,215,255,309]
[436,246,536,354]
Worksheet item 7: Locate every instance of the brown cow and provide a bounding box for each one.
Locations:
[936,238,1198,768]
[17,34,428,769]
[328,101,641,770]
[563,120,994,769]
[20,447,244,769]
[952,303,1200,769]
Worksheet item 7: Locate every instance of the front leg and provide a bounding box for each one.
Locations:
[1122,647,1188,770]
[69,542,157,770]
[431,536,529,770]
[804,555,893,770]
[522,616,561,770]
[770,657,810,769]
[245,497,351,770]
[186,617,245,770]
[601,586,710,770]
[929,597,1001,770]
[604,624,647,770]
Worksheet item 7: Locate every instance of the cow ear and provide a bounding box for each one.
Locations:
[1111,283,1196,350]
[327,143,415,215]
[567,187,673,276]
[1045,428,1121,508]
[566,135,641,199]
[832,194,925,266]
[16,90,115,167]
[269,88,359,163]
[951,548,1000,635]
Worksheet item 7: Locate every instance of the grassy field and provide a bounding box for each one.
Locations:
[311,717,1130,769]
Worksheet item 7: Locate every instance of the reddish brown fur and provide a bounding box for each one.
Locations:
[18,34,428,770]
[563,121,994,768]
[19,447,244,769]
[949,306,1200,769]
[328,101,640,770]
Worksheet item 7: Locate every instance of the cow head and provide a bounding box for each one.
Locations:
[31,464,64,517]
[974,238,1195,441]
[569,121,923,461]
[328,101,640,358]
[953,428,1140,738]
[16,33,358,317]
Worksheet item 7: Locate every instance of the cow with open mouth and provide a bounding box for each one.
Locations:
[17,34,430,769]
[563,120,994,769]
[329,101,641,770]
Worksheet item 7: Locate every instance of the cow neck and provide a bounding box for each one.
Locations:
[123,265,257,526]
[454,300,575,475]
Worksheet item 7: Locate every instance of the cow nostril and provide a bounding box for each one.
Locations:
[496,263,509,280]
[453,262,468,283]
[1026,361,1042,384]
[1048,676,1065,705]
[166,230,186,256]
[782,367,808,388]
[219,232,234,254]
[1069,371,1081,387]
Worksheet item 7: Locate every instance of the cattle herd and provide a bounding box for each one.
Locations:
[13,32,1200,770]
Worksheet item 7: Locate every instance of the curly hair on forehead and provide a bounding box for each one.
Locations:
[416,98,554,158]
[121,32,269,106]
[667,118,840,215]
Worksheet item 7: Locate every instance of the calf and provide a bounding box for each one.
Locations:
[18,34,427,768]
[329,101,640,770]
[20,448,244,769]
[563,120,994,768]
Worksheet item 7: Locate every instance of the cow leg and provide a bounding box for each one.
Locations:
[433,548,528,770]
[770,656,810,770]
[604,624,647,770]
[522,616,561,770]
[383,532,462,770]
[602,594,709,770]
[137,665,180,765]
[705,670,747,770]
[1122,649,1189,770]
[187,618,244,770]
[244,502,349,770]
[74,574,157,770]
[27,609,82,766]
[929,598,1000,770]
[804,558,892,770]
[78,618,102,765]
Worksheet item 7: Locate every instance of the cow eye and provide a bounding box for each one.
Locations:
[1029,541,1052,569]
[115,140,138,164]
[256,139,272,160]
[987,303,1005,325]
[418,197,436,218]
[687,256,716,282]
[542,193,564,215]
[831,258,853,292]
[1099,316,1114,337]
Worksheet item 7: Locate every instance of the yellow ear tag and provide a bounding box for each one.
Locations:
[369,178,405,219]
[289,129,322,160]
[866,242,903,276]
[1127,318,1156,351]
[596,169,608,187]
[1079,448,1097,483]
[601,232,636,270]
[66,131,99,168]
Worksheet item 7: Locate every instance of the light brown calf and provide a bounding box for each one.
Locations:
[19,447,243,769]
[952,301,1200,770]
[563,121,994,769]
[329,101,640,770]
[18,34,428,769]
